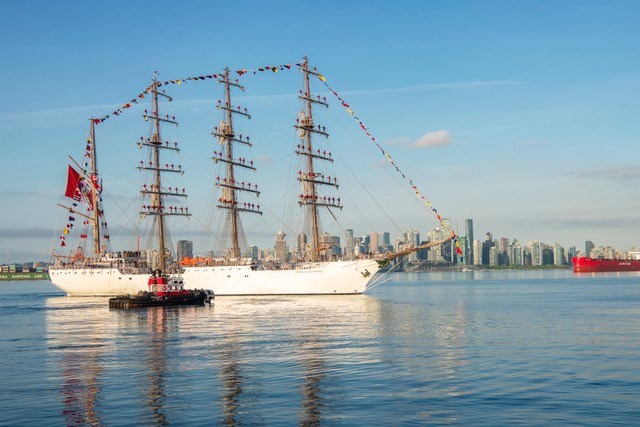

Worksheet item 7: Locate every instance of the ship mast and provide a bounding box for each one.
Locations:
[295,57,341,260]
[213,68,261,259]
[88,119,101,257]
[139,78,189,272]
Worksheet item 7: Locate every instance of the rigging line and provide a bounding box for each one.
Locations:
[315,74,454,235]
[325,137,403,236]
[258,195,298,237]
[189,213,230,251]
[102,189,155,249]
[322,95,432,217]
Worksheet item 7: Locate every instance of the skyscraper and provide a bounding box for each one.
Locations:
[473,240,483,266]
[482,233,495,265]
[248,245,259,259]
[321,233,341,256]
[404,229,420,262]
[530,241,544,266]
[457,236,467,265]
[499,237,509,265]
[370,232,380,254]
[176,240,193,261]
[465,219,474,265]
[275,230,288,261]
[344,229,354,257]
[553,244,564,266]
[585,241,595,258]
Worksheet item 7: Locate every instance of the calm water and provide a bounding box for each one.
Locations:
[1,271,639,426]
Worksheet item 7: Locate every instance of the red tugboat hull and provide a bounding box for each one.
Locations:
[572,257,640,273]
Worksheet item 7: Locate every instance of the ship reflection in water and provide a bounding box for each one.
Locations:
[44,292,474,425]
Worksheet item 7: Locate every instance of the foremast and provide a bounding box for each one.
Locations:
[213,68,262,259]
[87,120,102,256]
[296,57,341,261]
[56,119,110,261]
[139,78,190,272]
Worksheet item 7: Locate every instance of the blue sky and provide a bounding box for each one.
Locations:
[1,1,639,262]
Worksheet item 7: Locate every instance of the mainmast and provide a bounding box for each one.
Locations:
[139,78,189,272]
[213,68,262,259]
[295,57,341,260]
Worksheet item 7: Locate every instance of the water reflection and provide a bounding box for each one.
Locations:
[46,297,108,426]
[217,320,244,426]
[298,339,326,426]
[45,295,402,424]
[144,307,171,426]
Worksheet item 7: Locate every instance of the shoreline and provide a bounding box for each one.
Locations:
[0,273,49,281]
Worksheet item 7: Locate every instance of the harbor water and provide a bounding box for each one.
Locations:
[1,270,639,425]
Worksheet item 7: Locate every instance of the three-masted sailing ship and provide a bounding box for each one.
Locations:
[50,58,449,296]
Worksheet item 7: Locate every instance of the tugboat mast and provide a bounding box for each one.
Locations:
[213,68,261,259]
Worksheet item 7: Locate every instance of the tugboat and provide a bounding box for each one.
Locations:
[109,270,214,309]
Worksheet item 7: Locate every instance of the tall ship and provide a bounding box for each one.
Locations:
[50,58,453,296]
[572,257,640,273]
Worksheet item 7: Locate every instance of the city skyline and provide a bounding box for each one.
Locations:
[1,2,640,262]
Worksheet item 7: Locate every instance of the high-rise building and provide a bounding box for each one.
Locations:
[344,229,354,257]
[499,237,509,265]
[381,232,391,246]
[297,233,307,258]
[370,232,380,254]
[465,219,474,265]
[482,233,495,265]
[530,241,544,266]
[404,229,420,262]
[394,238,405,252]
[275,230,288,261]
[585,241,595,258]
[248,245,259,259]
[321,233,341,256]
[427,227,445,262]
[457,236,468,265]
[473,240,483,266]
[489,246,499,266]
[176,240,193,261]
[553,244,564,266]
[513,242,523,265]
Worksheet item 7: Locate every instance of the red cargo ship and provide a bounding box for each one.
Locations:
[572,257,640,273]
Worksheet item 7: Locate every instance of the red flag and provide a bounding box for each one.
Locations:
[91,174,101,191]
[64,166,81,201]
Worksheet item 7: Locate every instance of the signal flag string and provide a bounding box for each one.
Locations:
[314,70,461,253]
[86,61,461,254]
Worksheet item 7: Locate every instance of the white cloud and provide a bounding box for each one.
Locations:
[412,130,452,148]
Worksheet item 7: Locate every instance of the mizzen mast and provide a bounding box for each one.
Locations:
[139,77,190,272]
[213,68,262,259]
[295,57,341,260]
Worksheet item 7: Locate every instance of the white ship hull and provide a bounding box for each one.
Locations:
[49,259,381,296]
[49,268,150,296]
